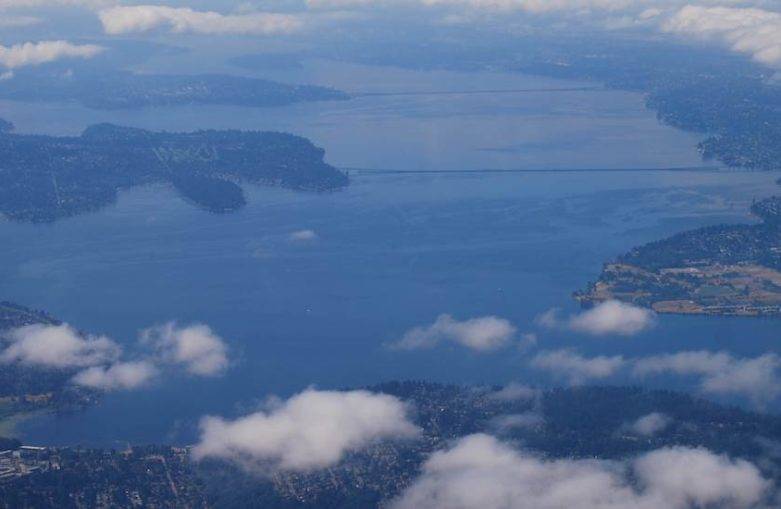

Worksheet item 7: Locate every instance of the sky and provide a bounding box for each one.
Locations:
[2,0,781,73]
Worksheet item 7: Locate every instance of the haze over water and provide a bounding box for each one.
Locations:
[1,61,778,446]
[0,59,705,171]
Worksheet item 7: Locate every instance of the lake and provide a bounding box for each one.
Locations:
[1,60,779,446]
[0,59,704,171]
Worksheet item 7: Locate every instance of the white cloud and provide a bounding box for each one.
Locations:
[0,323,120,369]
[626,412,671,437]
[391,434,771,509]
[664,5,781,67]
[569,300,656,336]
[288,229,318,242]
[391,314,516,351]
[633,351,781,406]
[528,348,781,406]
[539,300,655,337]
[141,322,229,377]
[305,0,781,72]
[0,40,103,70]
[531,349,626,385]
[1,319,232,391]
[0,323,160,392]
[192,388,420,472]
[72,361,157,391]
[635,446,771,509]
[99,5,304,36]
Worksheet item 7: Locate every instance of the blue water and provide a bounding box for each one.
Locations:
[0,59,704,171]
[1,168,778,446]
[1,61,779,446]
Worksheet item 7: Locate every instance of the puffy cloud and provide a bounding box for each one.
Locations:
[141,322,229,377]
[305,0,781,71]
[0,40,103,70]
[663,5,781,67]
[529,347,781,406]
[99,5,304,36]
[391,434,771,509]
[0,323,120,369]
[633,351,781,406]
[391,314,516,351]
[531,349,626,385]
[1,319,232,391]
[539,300,655,337]
[192,388,420,472]
[626,412,671,437]
[288,229,318,242]
[0,323,160,392]
[569,300,656,336]
[634,446,771,509]
[72,361,157,391]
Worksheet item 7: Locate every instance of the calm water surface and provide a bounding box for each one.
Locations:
[0,59,704,171]
[0,62,778,446]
